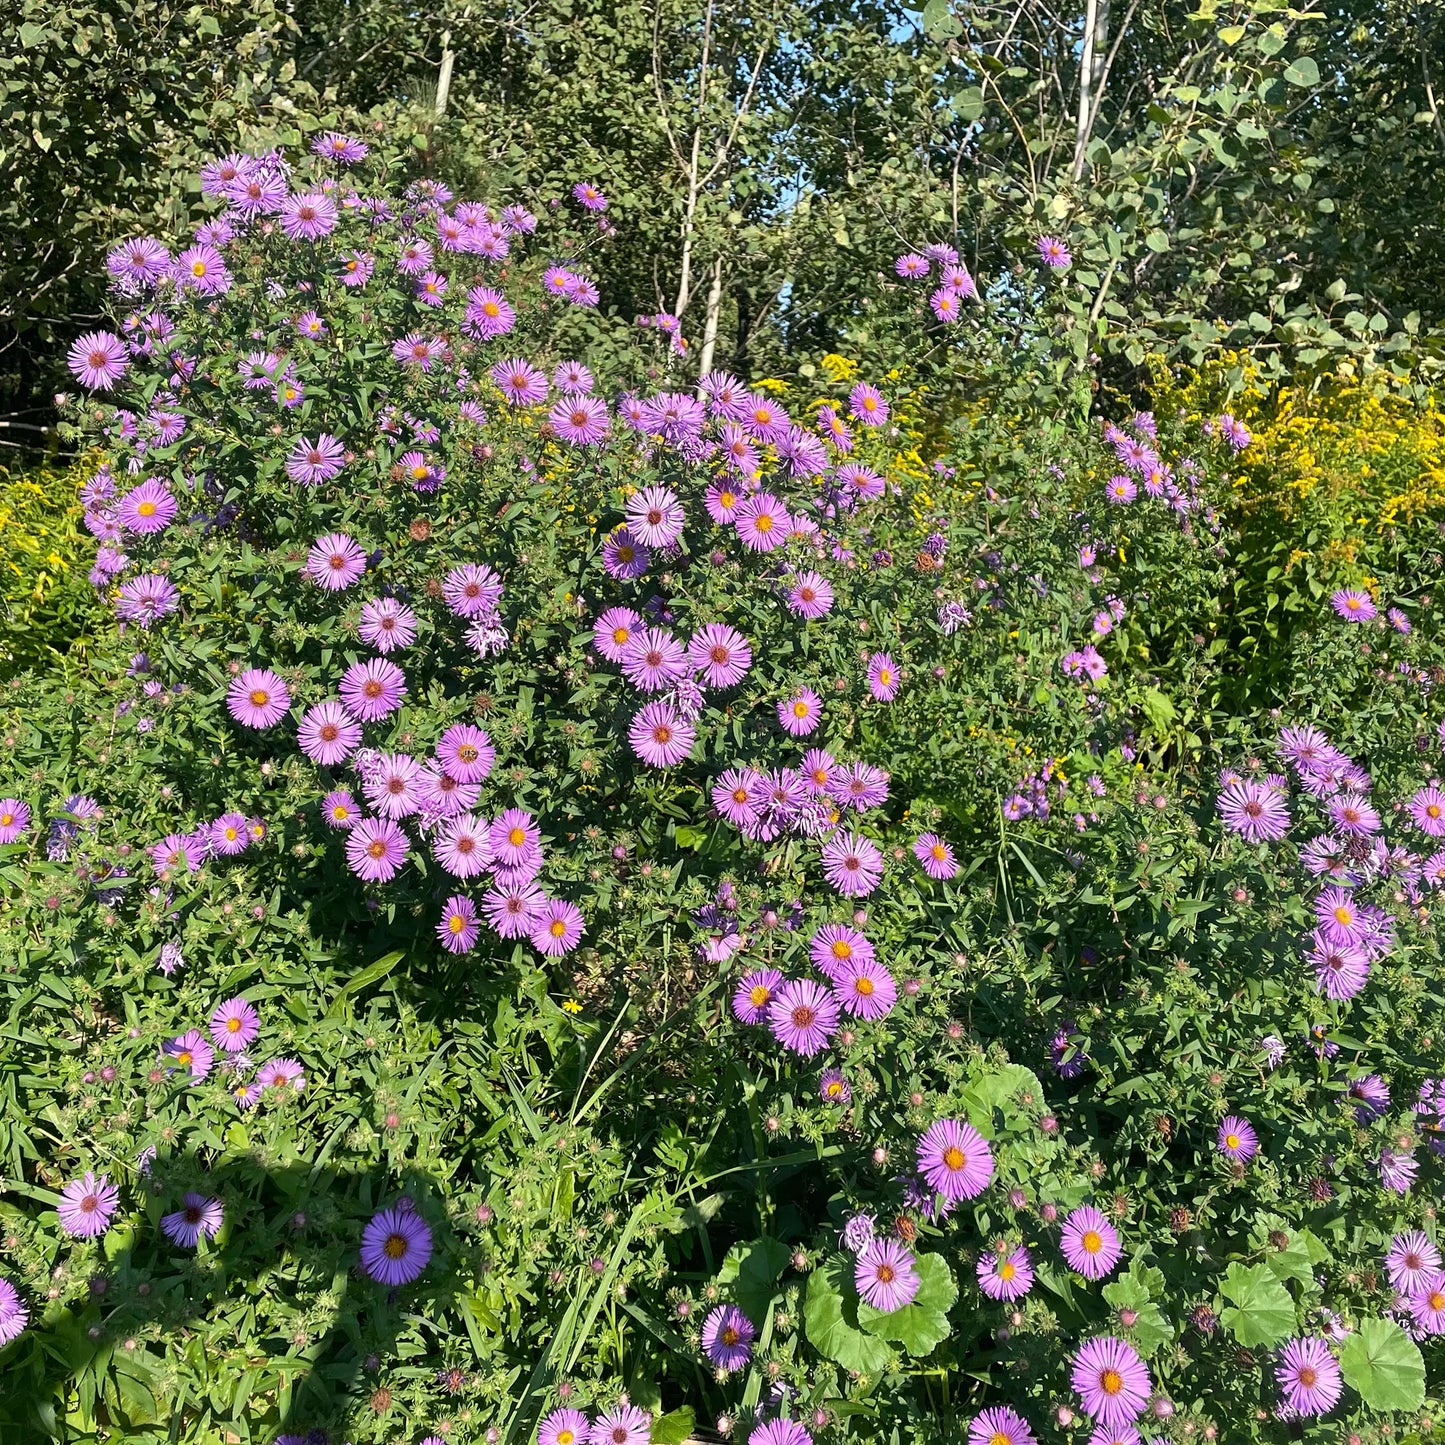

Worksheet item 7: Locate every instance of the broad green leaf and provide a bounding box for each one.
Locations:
[718,1237,791,1324]
[857,1253,957,1356]
[652,1408,696,1445]
[1339,1318,1425,1411]
[1284,56,1320,86]
[804,1254,892,1373]
[1217,1262,1295,1346]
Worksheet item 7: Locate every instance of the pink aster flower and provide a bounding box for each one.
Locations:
[491,357,548,406]
[437,895,481,953]
[1330,588,1376,622]
[593,606,642,662]
[442,562,504,618]
[227,669,291,729]
[117,478,176,535]
[714,768,764,829]
[279,191,337,241]
[433,814,491,879]
[340,658,407,721]
[58,1171,120,1237]
[820,831,884,897]
[483,881,545,939]
[913,832,957,879]
[209,812,250,856]
[733,967,783,1024]
[162,1029,215,1081]
[0,798,32,844]
[1274,1336,1342,1418]
[1060,1205,1122,1279]
[358,597,417,653]
[530,899,586,956]
[626,485,686,547]
[540,1409,589,1445]
[701,1302,755,1370]
[629,699,695,767]
[1408,785,1445,838]
[978,1245,1034,1301]
[917,1118,994,1201]
[1071,1336,1150,1428]
[305,532,367,590]
[855,1237,920,1311]
[767,978,839,1056]
[786,570,835,619]
[285,433,346,485]
[68,330,130,390]
[834,956,896,1020]
[967,1407,1036,1445]
[1037,235,1072,268]
[621,627,688,692]
[1217,1115,1259,1162]
[735,492,789,551]
[777,688,822,736]
[1386,1230,1442,1293]
[866,652,901,701]
[299,700,362,765]
[809,922,874,980]
[345,817,409,882]
[363,752,423,819]
[800,748,837,794]
[689,623,752,688]
[321,789,359,830]
[437,723,495,784]
[209,997,261,1052]
[602,527,650,580]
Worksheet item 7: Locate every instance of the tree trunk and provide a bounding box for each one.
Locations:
[1071,0,1110,181]
[697,259,724,377]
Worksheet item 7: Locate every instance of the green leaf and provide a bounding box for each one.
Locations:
[921,0,962,39]
[957,1063,1046,1138]
[804,1254,892,1373]
[651,1408,696,1445]
[1139,687,1178,735]
[1216,1263,1295,1346]
[1339,1318,1425,1411]
[857,1253,957,1357]
[1102,1266,1175,1355]
[326,949,404,1014]
[673,824,707,850]
[1284,56,1320,86]
[1144,229,1170,253]
[718,1237,791,1324]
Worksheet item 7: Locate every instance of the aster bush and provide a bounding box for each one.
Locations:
[5,136,1445,1445]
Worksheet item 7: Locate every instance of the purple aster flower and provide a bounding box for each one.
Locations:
[150,831,203,874]
[227,669,291,729]
[174,242,231,295]
[572,181,608,210]
[629,700,695,767]
[748,1424,812,1445]
[115,573,180,628]
[588,1405,650,1445]
[733,967,783,1024]
[162,1193,224,1247]
[1217,1116,1258,1162]
[809,923,874,980]
[1349,1073,1391,1121]
[602,527,650,580]
[1037,235,1072,268]
[735,492,789,551]
[436,724,494,784]
[1386,1230,1441,1294]
[441,563,504,619]
[913,832,958,879]
[464,285,515,339]
[363,752,423,819]
[299,701,363,765]
[1314,886,1366,944]
[209,997,261,1052]
[549,393,609,445]
[830,763,890,814]
[834,956,896,1020]
[701,1303,756,1369]
[626,485,686,548]
[1308,931,1370,1001]
[787,571,835,619]
[0,799,31,845]
[339,658,407,722]
[848,382,889,427]
[967,1407,1036,1445]
[491,357,548,406]
[256,1057,306,1094]
[437,895,481,953]
[1408,785,1445,838]
[530,898,586,956]
[689,623,752,689]
[314,131,369,162]
[1061,1206,1122,1279]
[482,881,545,938]
[414,270,448,307]
[1328,792,1380,835]
[392,333,444,369]
[345,817,408,882]
[1071,1339,1150,1432]
[279,191,337,241]
[593,607,642,663]
[0,1276,28,1346]
[622,628,688,692]
[285,433,346,486]
[540,1410,590,1445]
[117,478,176,535]
[488,808,539,868]
[819,1068,852,1103]
[866,652,900,701]
[1409,1274,1445,1334]
[68,330,130,389]
[1274,1337,1341,1417]
[208,810,250,856]
[917,1118,994,1201]
[1389,607,1412,633]
[58,1171,120,1237]
[929,286,962,321]
[820,831,884,897]
[1331,588,1376,621]
[305,533,367,590]
[1381,1147,1419,1194]
[358,597,418,653]
[162,1029,215,1081]
[978,1245,1034,1302]
[896,252,930,278]
[360,1203,433,1285]
[855,1237,920,1311]
[778,689,822,736]
[767,978,839,1056]
[800,749,837,795]
[107,236,171,289]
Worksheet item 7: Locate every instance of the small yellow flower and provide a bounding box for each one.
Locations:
[562,999,583,1015]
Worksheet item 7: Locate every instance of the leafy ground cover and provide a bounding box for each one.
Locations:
[2,139,1445,1445]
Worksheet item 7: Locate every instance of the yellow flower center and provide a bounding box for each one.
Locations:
[999,1260,1016,1280]
[749,985,769,1006]
[942,1146,965,1171]
[508,827,526,847]
[854,976,875,996]
[1226,1133,1240,1150]
[448,914,467,934]
[1101,1368,1122,1395]
[1083,1230,1103,1254]
[792,701,809,717]
[249,689,269,707]
[755,513,773,532]
[137,500,157,517]
[383,1233,408,1259]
